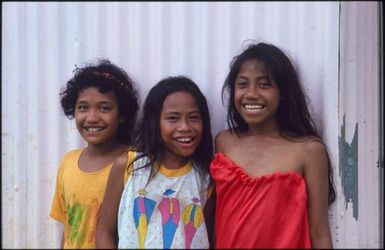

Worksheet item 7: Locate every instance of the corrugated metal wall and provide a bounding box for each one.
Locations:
[1,2,381,248]
[336,2,382,248]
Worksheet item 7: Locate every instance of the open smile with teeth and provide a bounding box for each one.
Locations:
[243,104,264,112]
[85,127,104,132]
[175,137,194,143]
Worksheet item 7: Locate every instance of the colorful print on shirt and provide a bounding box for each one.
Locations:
[133,189,156,248]
[117,153,210,249]
[65,194,101,246]
[182,197,204,248]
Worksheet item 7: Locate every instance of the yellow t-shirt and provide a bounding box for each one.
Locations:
[49,149,115,249]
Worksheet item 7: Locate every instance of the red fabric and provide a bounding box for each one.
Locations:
[210,152,311,249]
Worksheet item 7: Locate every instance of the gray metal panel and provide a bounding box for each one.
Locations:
[337,1,381,248]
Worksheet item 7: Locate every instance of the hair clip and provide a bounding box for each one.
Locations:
[101,72,110,78]
[93,71,127,89]
[72,64,80,73]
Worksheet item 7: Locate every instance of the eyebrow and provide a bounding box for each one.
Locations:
[236,75,269,81]
[76,100,114,105]
[163,110,200,115]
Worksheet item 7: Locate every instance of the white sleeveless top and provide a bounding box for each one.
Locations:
[118,153,210,249]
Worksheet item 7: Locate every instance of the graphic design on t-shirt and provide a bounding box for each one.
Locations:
[158,189,180,249]
[66,194,85,243]
[85,198,101,243]
[65,194,101,246]
[133,189,156,248]
[182,197,204,249]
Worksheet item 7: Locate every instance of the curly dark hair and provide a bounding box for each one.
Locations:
[60,59,139,144]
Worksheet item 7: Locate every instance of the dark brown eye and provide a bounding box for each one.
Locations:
[76,105,88,111]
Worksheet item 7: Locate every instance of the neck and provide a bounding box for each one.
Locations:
[86,138,124,156]
[247,119,280,137]
[160,153,189,170]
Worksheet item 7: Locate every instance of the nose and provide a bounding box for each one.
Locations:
[245,84,260,99]
[86,109,99,123]
[177,118,191,132]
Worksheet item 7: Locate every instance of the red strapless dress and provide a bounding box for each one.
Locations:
[210,152,311,249]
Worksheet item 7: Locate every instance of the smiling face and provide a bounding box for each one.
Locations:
[159,91,203,166]
[75,87,121,147]
[234,59,280,130]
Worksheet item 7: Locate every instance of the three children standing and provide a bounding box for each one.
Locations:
[50,42,335,249]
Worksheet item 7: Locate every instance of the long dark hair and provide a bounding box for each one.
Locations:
[132,76,213,184]
[222,42,336,204]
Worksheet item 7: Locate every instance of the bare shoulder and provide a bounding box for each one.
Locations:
[215,129,234,152]
[299,137,329,169]
[113,149,130,170]
[215,129,233,142]
[301,137,327,155]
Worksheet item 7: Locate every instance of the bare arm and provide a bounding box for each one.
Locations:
[96,151,129,249]
[61,232,64,248]
[303,140,333,248]
[206,130,229,247]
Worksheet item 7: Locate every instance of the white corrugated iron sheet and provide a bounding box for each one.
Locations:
[2,1,381,248]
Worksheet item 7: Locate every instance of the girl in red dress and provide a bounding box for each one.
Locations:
[210,42,336,249]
